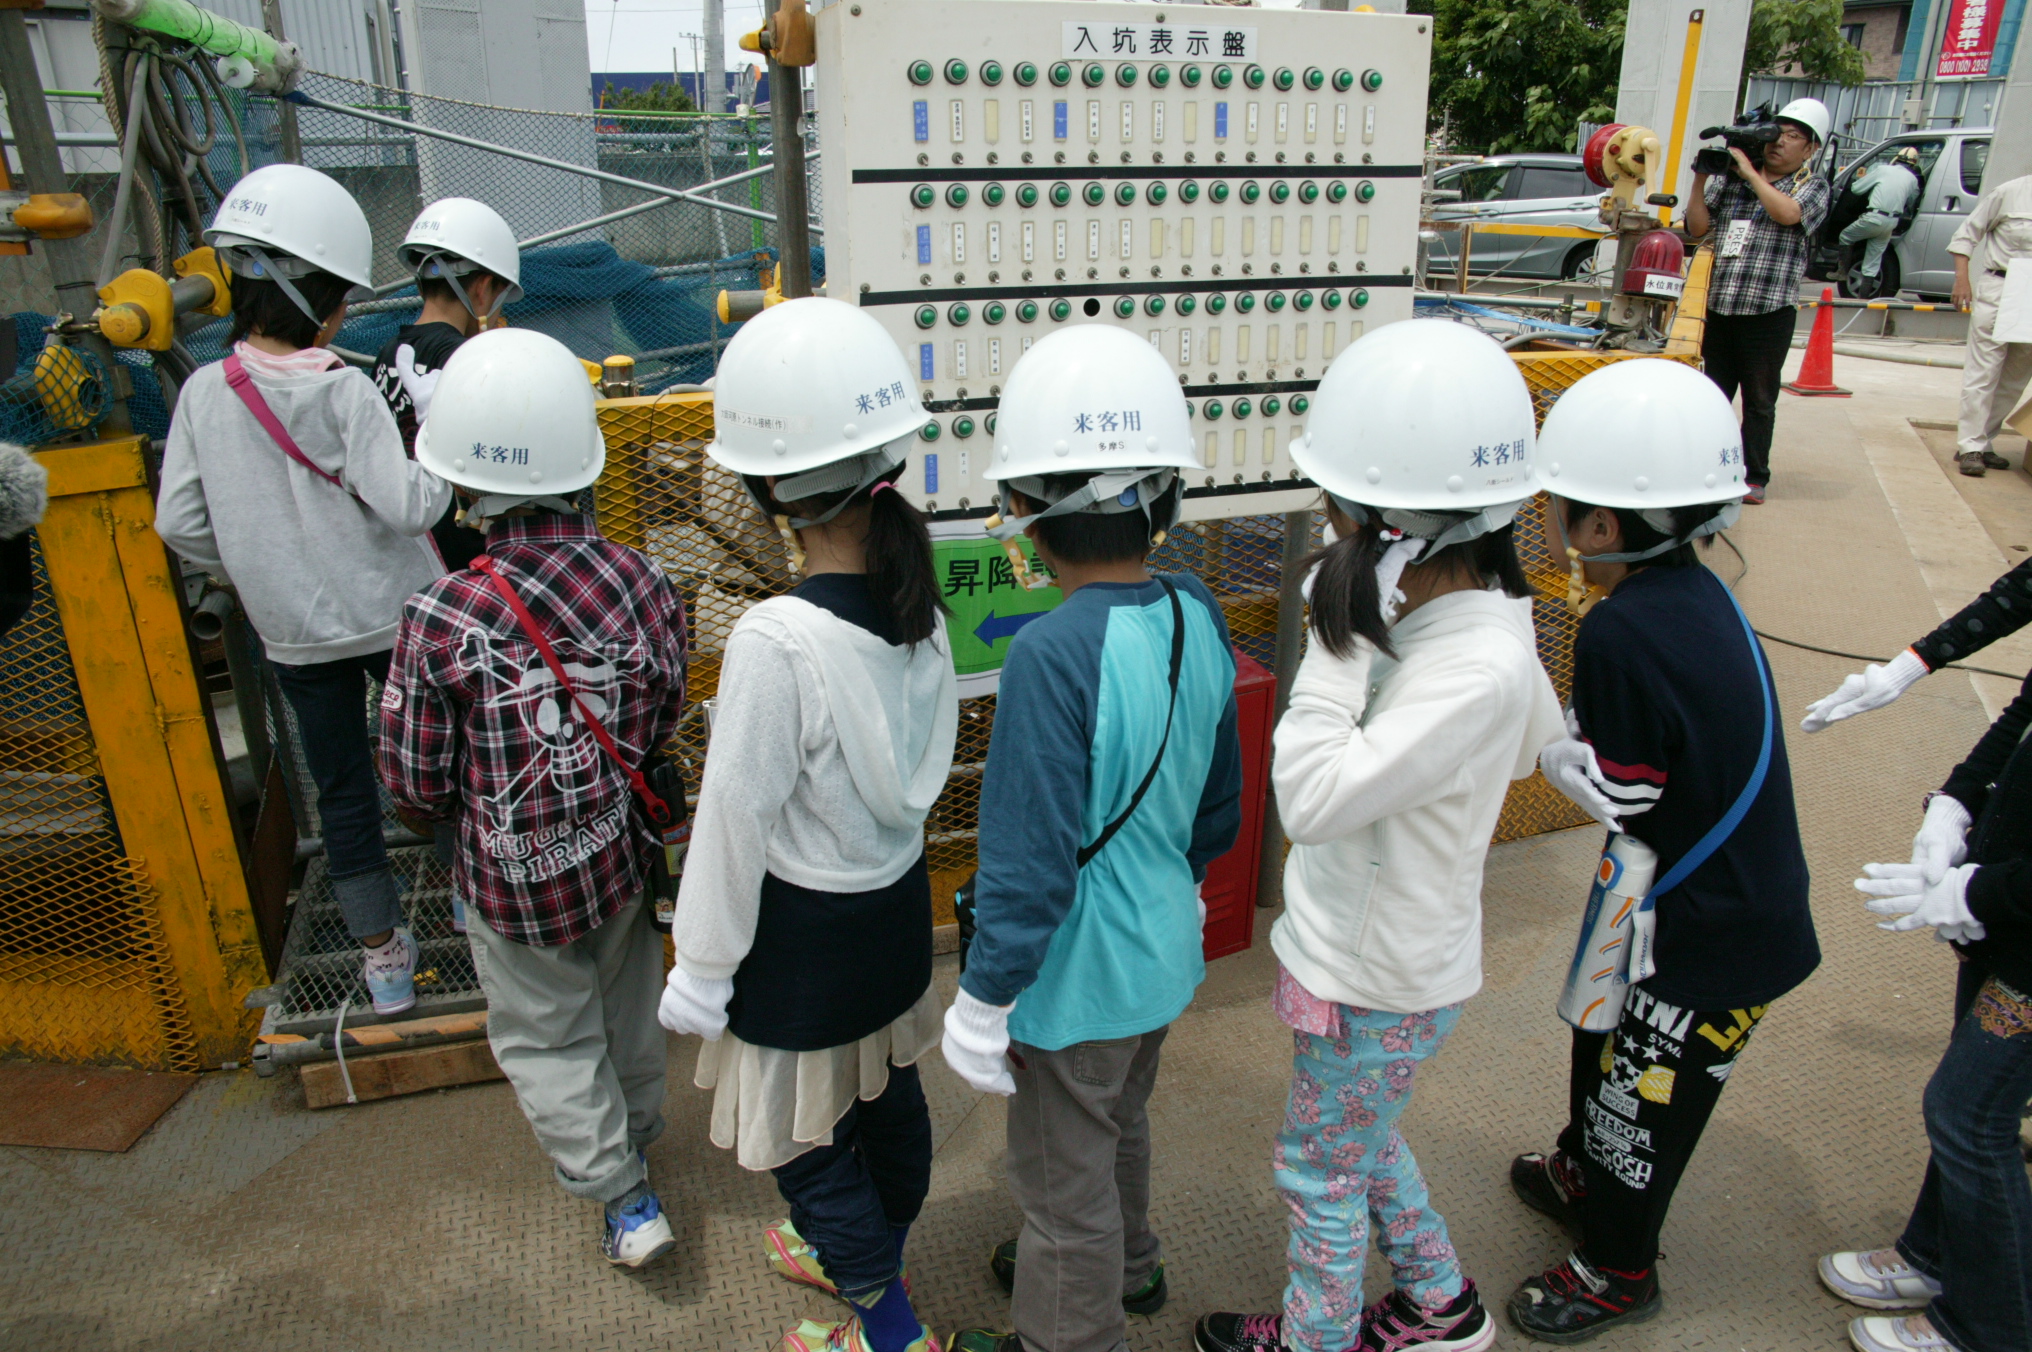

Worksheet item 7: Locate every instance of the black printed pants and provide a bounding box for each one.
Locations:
[1554,985,1770,1272]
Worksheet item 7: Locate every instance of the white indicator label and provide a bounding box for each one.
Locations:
[1295,322,1309,359]
[984,99,1000,144]
[1322,322,1336,359]
[1356,214,1370,253]
[1149,219,1165,257]
[1204,431,1219,468]
[1262,427,1277,465]
[951,100,964,143]
[952,222,966,264]
[1180,328,1192,364]
[989,337,1003,374]
[1275,102,1288,143]
[1305,104,1318,143]
[1022,336,1035,353]
[1180,217,1195,256]
[1021,100,1035,143]
[1335,104,1348,145]
[1241,217,1256,255]
[1363,104,1375,144]
[1088,100,1102,142]
[1022,220,1036,263]
[1210,216,1226,255]
[1119,219,1133,259]
[1266,324,1280,361]
[1088,219,1102,259]
[987,221,1001,264]
[954,339,968,378]
[1235,324,1251,360]
[1299,216,1313,254]
[1061,21,1257,59]
[1183,101,1198,142]
[1270,217,1285,254]
[1055,219,1069,261]
[1246,102,1260,142]
[1328,216,1343,253]
[1152,102,1165,142]
[1232,429,1247,465]
[1120,102,1134,141]
[1206,327,1220,362]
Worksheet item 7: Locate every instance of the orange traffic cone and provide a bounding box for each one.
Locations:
[1783,287,1852,398]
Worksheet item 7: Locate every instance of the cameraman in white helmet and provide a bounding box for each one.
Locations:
[1683,98,1834,505]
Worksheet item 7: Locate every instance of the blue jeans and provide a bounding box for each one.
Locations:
[271,649,401,939]
[770,1060,932,1300]
[1897,961,2032,1352]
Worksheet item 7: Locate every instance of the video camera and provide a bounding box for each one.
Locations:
[1693,105,1783,176]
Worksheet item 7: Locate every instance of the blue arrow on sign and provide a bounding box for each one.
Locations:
[975,609,1044,647]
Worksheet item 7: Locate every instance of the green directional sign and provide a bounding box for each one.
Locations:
[930,523,1063,690]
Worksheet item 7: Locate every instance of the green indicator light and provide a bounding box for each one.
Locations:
[1354,180,1376,203]
[1176,294,1197,316]
[908,60,934,86]
[1113,296,1136,318]
[1303,67,1325,91]
[1015,183,1039,207]
[1321,288,1343,310]
[1179,180,1201,203]
[1083,63,1106,86]
[983,301,1006,324]
[1144,294,1165,316]
[1050,299,1072,320]
[920,420,941,441]
[1294,291,1314,311]
[1269,180,1291,204]
[1050,181,1072,207]
[1209,180,1231,203]
[1017,300,1039,323]
[1332,68,1354,92]
[1181,64,1202,87]
[1116,63,1137,87]
[1207,292,1228,314]
[911,184,935,209]
[1203,399,1224,420]
[1236,291,1257,312]
[1015,61,1038,86]
[1150,64,1171,87]
[1291,394,1310,414]
[1351,288,1370,308]
[1243,64,1265,89]
[986,412,998,433]
[1266,291,1287,312]
[1240,180,1261,204]
[1273,67,1295,91]
[945,59,968,84]
[1146,181,1168,206]
[1326,180,1348,203]
[915,305,937,329]
[1212,64,1234,88]
[1116,181,1137,206]
[1085,181,1107,206]
[946,183,969,208]
[1262,395,1282,416]
[947,302,971,325]
[983,182,1005,207]
[953,415,977,438]
[1298,180,1320,204]
[1233,397,1253,418]
[980,61,1003,86]
[1361,68,1383,92]
[1049,62,1072,87]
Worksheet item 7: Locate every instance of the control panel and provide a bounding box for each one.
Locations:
[814,0,1432,520]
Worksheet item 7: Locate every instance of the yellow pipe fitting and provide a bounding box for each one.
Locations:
[94,269,176,351]
[171,247,233,317]
[14,192,94,240]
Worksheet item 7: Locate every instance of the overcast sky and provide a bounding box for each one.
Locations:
[583,0,769,76]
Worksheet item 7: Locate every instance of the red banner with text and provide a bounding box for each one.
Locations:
[1936,0,2005,77]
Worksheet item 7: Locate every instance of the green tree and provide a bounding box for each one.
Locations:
[599,79,697,113]
[1411,0,1626,154]
[1742,0,1867,91]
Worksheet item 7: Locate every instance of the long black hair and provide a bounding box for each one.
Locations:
[765,475,949,647]
[1557,498,1730,570]
[1305,515,1531,661]
[226,270,353,349]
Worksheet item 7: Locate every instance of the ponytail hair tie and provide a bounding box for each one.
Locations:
[870,480,897,497]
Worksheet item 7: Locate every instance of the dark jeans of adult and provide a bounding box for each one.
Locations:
[270,648,402,940]
[1895,957,2032,1352]
[771,1059,933,1301]
[1701,306,1796,488]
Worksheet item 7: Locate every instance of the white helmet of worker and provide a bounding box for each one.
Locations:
[707,296,926,527]
[1774,98,1830,145]
[1535,356,1745,563]
[399,197,524,318]
[206,164,374,328]
[986,324,1197,550]
[415,328,604,526]
[1296,318,1537,548]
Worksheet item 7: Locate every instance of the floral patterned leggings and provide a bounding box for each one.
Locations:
[1274,1002,1466,1352]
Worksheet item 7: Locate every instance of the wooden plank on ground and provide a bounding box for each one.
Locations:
[300,1039,504,1110]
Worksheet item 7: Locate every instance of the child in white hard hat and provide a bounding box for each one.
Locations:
[376,327,688,1269]
[155,164,449,1016]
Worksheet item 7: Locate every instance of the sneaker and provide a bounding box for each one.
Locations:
[949,1332,1020,1352]
[1357,1284,1496,1352]
[362,928,419,1015]
[1848,1313,1951,1352]
[1510,1151,1585,1234]
[1958,452,1988,477]
[1507,1252,1661,1344]
[1194,1312,1286,1352]
[1819,1250,1941,1310]
[990,1237,1166,1314]
[1743,483,1768,504]
[1983,449,2011,470]
[602,1188,676,1268]
[765,1219,913,1301]
[777,1317,942,1352]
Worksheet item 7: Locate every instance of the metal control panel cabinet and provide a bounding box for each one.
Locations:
[814,0,1431,520]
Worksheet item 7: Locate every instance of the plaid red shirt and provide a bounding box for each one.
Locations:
[378,513,687,946]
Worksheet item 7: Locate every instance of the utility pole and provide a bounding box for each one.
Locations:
[258,0,302,162]
[767,0,811,297]
[703,0,726,114]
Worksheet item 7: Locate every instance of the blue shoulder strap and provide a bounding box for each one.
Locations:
[1639,584,1774,909]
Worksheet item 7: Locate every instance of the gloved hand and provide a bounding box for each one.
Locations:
[1539,709,1623,832]
[394,343,443,424]
[1374,537,1428,625]
[658,965,734,1039]
[1855,861,1986,941]
[1911,793,1972,887]
[1801,648,1929,732]
[942,987,1016,1096]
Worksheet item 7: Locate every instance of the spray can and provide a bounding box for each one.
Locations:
[1556,833,1659,1032]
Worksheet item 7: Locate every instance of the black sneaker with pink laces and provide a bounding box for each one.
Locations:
[1507,1252,1662,1344]
[1356,1283,1496,1352]
[1194,1312,1286,1352]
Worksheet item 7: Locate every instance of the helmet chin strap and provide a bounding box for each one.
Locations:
[458,494,576,532]
[1326,493,1528,551]
[417,251,507,321]
[233,245,327,330]
[1550,499,1742,615]
[983,468,1180,591]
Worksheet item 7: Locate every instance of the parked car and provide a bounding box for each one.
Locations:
[1423,154,1604,282]
[1809,127,1992,299]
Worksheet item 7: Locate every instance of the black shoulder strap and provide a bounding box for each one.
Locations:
[1077,578,1186,870]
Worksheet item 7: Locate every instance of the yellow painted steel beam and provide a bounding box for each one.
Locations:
[1465,222,1608,240]
[1658,9,1706,227]
[33,435,263,1066]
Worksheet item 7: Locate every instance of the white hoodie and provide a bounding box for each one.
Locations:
[672,594,959,981]
[1271,588,1563,1013]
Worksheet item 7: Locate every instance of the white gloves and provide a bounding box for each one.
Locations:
[394,343,442,424]
[1855,861,1986,942]
[1801,648,1929,732]
[1911,794,1972,887]
[658,965,734,1039]
[941,987,1016,1096]
[1374,538,1428,625]
[1539,708,1623,832]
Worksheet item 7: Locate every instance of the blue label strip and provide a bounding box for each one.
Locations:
[1053,100,1068,140]
[919,342,935,380]
[913,100,930,143]
[1215,102,1228,138]
[923,452,939,494]
[916,224,932,265]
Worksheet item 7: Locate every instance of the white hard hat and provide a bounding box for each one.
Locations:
[415,328,605,514]
[1537,357,1746,509]
[1774,98,1830,144]
[1296,319,1537,543]
[399,197,524,314]
[707,296,927,478]
[206,163,374,291]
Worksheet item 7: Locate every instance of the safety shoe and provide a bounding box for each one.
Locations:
[362,928,419,1015]
[1510,1150,1586,1234]
[777,1317,942,1352]
[949,1331,1021,1352]
[1194,1311,1286,1352]
[989,1237,1166,1314]
[1819,1250,1941,1310]
[602,1188,677,1268]
[1507,1252,1661,1344]
[1983,449,2011,470]
[1958,452,1988,477]
[1848,1313,1951,1352]
[1743,483,1768,504]
[1357,1283,1497,1351]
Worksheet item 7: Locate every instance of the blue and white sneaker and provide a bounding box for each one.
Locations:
[362,928,419,1015]
[603,1188,677,1268]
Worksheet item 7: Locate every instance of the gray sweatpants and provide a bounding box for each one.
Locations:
[465,894,667,1204]
[1007,1025,1168,1352]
